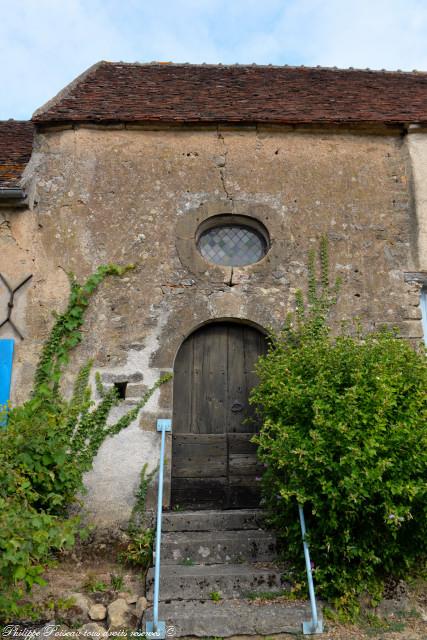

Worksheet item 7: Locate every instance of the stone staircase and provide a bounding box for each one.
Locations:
[144,509,312,637]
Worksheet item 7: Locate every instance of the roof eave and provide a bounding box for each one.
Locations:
[32,117,413,133]
[0,188,28,208]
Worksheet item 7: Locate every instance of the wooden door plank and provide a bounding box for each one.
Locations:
[229,453,263,476]
[206,324,227,434]
[227,324,247,434]
[172,434,227,477]
[191,327,205,434]
[172,440,226,461]
[172,336,193,434]
[242,325,267,433]
[173,433,226,445]
[171,478,227,510]
[227,484,261,509]
[229,475,260,487]
[228,432,258,454]
[192,324,227,434]
[172,457,227,478]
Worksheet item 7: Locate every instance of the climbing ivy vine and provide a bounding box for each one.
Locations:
[0,264,171,622]
[33,264,133,398]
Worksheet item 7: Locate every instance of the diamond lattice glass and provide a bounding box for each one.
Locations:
[198,225,266,266]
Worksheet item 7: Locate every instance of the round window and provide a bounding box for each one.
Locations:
[197,216,269,267]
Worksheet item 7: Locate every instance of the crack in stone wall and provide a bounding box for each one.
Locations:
[217,129,232,201]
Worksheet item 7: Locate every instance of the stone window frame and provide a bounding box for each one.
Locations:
[421,285,427,346]
[175,201,281,282]
[404,272,427,346]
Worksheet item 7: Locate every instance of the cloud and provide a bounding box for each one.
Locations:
[0,0,132,119]
[1,0,427,119]
[286,0,427,70]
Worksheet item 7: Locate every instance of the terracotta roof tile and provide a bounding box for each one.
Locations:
[0,121,34,189]
[32,62,427,125]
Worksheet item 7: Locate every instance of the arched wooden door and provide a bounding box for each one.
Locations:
[171,322,267,510]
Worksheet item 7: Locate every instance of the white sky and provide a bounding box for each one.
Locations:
[2,0,427,119]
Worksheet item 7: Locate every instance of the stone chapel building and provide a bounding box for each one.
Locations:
[1,62,427,529]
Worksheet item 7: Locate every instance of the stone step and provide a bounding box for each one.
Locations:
[160,530,276,565]
[146,563,286,601]
[143,599,313,637]
[162,509,266,532]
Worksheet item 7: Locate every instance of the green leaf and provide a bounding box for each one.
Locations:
[14,566,26,580]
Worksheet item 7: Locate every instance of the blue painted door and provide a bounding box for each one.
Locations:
[0,339,14,425]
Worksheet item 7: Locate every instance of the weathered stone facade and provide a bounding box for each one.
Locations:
[1,64,427,529]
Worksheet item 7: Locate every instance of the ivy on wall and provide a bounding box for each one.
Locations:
[0,264,171,622]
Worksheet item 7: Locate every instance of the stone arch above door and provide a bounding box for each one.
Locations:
[171,320,267,510]
[151,312,272,372]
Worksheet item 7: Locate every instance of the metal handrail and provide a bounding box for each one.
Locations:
[146,418,171,639]
[299,503,323,635]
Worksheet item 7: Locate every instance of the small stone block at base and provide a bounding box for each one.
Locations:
[302,618,324,635]
[145,620,166,639]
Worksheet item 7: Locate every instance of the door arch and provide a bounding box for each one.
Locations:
[171,321,267,510]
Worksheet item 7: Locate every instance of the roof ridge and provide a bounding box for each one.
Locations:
[99,61,427,75]
[0,119,32,124]
[32,61,107,119]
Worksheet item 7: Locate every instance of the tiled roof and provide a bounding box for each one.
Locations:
[32,62,427,125]
[0,121,34,189]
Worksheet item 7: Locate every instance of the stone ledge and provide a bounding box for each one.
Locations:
[143,599,313,637]
[404,272,427,285]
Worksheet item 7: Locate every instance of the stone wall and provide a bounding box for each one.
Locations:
[0,124,424,528]
[407,126,427,271]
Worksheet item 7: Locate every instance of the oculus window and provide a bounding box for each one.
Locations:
[197,215,269,267]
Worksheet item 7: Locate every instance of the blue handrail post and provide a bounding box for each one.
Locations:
[146,418,172,639]
[298,504,323,635]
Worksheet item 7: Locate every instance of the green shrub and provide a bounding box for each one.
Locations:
[0,265,171,622]
[119,528,154,570]
[251,240,427,616]
[0,495,78,620]
[119,463,157,570]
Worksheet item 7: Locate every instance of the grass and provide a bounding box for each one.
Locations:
[245,589,290,601]
[110,572,124,591]
[209,591,222,603]
[394,608,421,620]
[357,612,408,637]
[83,576,108,593]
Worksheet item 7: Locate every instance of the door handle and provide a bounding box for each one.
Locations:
[231,401,244,413]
